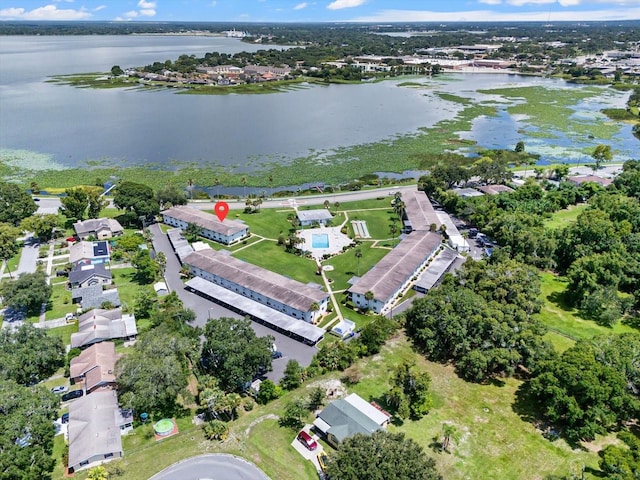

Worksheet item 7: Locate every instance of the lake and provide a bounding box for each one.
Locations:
[0,35,637,175]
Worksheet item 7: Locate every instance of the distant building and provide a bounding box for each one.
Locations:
[69,241,110,267]
[475,184,515,195]
[401,190,441,233]
[313,393,391,448]
[68,264,112,289]
[67,390,132,473]
[567,175,613,187]
[69,342,117,394]
[297,209,334,226]
[70,308,137,349]
[73,218,123,240]
[161,206,249,245]
[349,231,442,314]
[183,249,329,323]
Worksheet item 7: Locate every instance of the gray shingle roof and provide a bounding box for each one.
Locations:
[297,209,333,222]
[316,398,382,443]
[183,249,328,312]
[162,206,248,237]
[69,264,112,286]
[349,231,441,302]
[71,285,121,311]
[68,391,123,469]
[73,218,123,237]
[70,308,136,349]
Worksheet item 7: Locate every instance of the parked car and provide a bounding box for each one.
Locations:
[297,430,318,451]
[61,390,83,402]
[61,413,69,424]
[51,385,68,394]
[317,451,329,472]
[272,350,283,359]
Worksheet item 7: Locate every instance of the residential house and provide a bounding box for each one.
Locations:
[70,308,137,349]
[68,264,112,289]
[71,284,121,311]
[67,390,132,473]
[73,218,123,240]
[69,241,110,268]
[69,342,117,394]
[297,209,334,226]
[313,393,391,448]
[162,206,249,245]
[567,175,614,187]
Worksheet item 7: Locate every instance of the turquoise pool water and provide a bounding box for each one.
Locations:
[312,234,329,248]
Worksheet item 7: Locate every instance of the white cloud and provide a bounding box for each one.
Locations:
[327,0,366,10]
[478,0,503,4]
[351,7,640,21]
[94,5,106,12]
[139,8,156,16]
[0,4,91,20]
[137,0,156,8]
[124,10,138,18]
[294,2,309,9]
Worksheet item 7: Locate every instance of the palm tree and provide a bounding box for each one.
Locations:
[393,200,406,222]
[323,200,330,210]
[441,423,461,453]
[268,175,274,198]
[213,177,221,199]
[334,201,340,212]
[389,223,399,245]
[240,175,247,199]
[354,248,362,276]
[310,302,320,322]
[364,290,375,311]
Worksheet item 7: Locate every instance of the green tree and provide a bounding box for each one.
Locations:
[256,379,282,404]
[203,419,229,441]
[184,222,202,242]
[325,431,442,480]
[554,163,570,181]
[113,181,159,226]
[132,249,158,284]
[0,222,20,278]
[354,248,362,276]
[441,423,461,453]
[599,431,640,479]
[20,214,59,242]
[388,362,433,419]
[0,380,59,480]
[86,188,109,219]
[389,222,399,245]
[87,466,108,480]
[156,184,188,208]
[515,140,525,153]
[201,317,273,392]
[134,289,157,319]
[111,65,124,76]
[357,315,397,355]
[0,271,52,316]
[280,359,304,390]
[116,330,191,416]
[0,324,64,385]
[279,399,307,430]
[0,181,37,226]
[592,144,613,169]
[59,187,88,221]
[529,333,640,442]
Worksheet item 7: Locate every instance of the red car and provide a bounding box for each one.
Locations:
[297,430,318,451]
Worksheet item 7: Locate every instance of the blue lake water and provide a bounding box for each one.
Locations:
[0,35,637,175]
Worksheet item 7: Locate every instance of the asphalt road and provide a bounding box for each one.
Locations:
[149,454,270,480]
[149,224,316,380]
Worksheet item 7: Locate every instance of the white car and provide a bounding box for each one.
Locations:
[51,386,69,394]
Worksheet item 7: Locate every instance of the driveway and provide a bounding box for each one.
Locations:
[150,454,270,480]
[16,237,39,275]
[149,224,317,380]
[290,426,323,471]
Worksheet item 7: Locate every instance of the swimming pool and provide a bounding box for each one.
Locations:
[312,233,329,249]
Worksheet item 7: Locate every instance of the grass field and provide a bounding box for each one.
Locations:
[111,267,153,312]
[536,272,635,342]
[45,283,76,320]
[322,241,390,292]
[544,204,588,229]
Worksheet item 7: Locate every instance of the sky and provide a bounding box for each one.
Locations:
[0,0,638,23]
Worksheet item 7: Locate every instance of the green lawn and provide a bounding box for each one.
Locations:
[544,204,588,230]
[349,334,603,480]
[336,196,393,211]
[47,323,78,347]
[346,209,400,240]
[45,283,76,320]
[233,208,295,240]
[110,267,153,312]
[232,241,321,286]
[322,241,390,292]
[536,272,635,342]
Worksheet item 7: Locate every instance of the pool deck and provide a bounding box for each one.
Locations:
[299,226,353,259]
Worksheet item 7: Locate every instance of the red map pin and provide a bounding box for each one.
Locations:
[214,201,229,222]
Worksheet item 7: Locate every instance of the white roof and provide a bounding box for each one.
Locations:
[344,393,391,426]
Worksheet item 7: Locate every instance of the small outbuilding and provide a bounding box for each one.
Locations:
[297,209,334,226]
